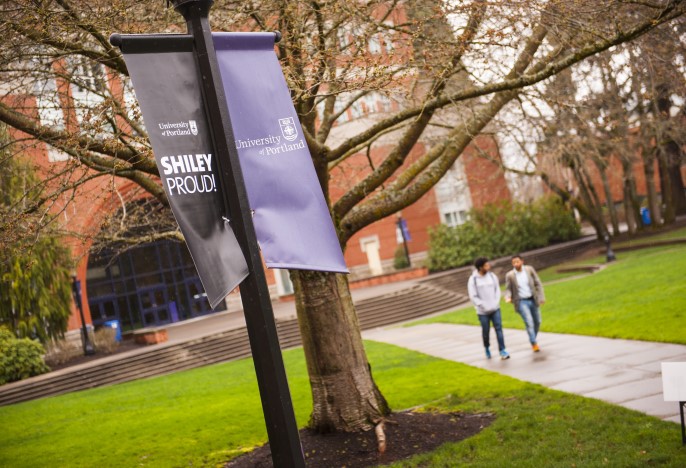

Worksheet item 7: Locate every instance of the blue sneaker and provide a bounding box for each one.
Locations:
[500,350,510,360]
[485,347,492,359]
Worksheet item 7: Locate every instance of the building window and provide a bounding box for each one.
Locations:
[35,78,65,131]
[369,34,382,54]
[442,210,468,227]
[34,78,70,162]
[70,58,113,138]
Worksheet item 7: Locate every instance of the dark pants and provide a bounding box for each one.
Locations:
[478,308,506,351]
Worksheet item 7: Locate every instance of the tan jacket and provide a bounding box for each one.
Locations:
[504,265,545,309]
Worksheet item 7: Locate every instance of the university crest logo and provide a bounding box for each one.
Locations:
[189,120,198,136]
[278,117,298,142]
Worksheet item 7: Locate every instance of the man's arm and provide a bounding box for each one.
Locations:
[492,273,501,303]
[504,271,513,303]
[467,276,483,307]
[530,266,545,304]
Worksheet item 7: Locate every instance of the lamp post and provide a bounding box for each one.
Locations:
[71,275,95,355]
[396,213,411,268]
[163,1,305,466]
[603,234,616,263]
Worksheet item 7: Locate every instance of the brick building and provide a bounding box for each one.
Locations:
[2,3,512,339]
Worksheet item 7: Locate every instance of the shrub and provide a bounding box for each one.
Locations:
[93,327,119,354]
[0,326,15,345]
[0,326,50,385]
[426,196,580,272]
[44,338,83,367]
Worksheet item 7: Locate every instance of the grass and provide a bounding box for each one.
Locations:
[2,229,685,466]
[0,353,312,468]
[619,225,686,244]
[414,241,686,344]
[1,342,685,467]
[537,226,686,283]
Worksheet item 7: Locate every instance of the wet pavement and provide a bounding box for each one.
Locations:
[363,323,686,423]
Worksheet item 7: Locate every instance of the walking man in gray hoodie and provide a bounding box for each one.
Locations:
[467,257,510,360]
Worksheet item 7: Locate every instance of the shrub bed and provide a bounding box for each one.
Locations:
[427,196,580,271]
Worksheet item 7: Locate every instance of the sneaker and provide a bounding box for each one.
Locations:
[532,343,540,352]
[485,347,492,359]
[500,350,510,360]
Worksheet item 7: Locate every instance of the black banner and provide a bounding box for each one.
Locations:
[120,35,248,309]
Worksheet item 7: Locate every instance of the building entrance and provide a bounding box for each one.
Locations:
[86,240,223,332]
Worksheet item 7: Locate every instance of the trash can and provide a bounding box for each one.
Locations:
[640,207,651,226]
[102,320,122,342]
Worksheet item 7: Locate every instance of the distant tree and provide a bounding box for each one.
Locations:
[0,126,72,342]
[509,23,686,238]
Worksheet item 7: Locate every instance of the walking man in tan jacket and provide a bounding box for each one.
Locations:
[505,254,545,352]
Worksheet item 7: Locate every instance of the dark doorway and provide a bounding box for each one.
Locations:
[86,240,224,331]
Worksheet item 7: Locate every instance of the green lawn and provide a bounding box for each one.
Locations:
[415,242,686,344]
[2,231,685,466]
[537,226,686,283]
[1,342,684,467]
[619,225,686,244]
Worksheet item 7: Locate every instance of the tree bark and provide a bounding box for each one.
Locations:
[654,83,685,223]
[642,149,662,226]
[658,147,676,225]
[621,158,642,233]
[664,140,686,216]
[572,160,608,238]
[598,164,620,236]
[291,270,390,433]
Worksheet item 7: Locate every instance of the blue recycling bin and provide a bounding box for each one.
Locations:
[640,207,651,226]
[102,320,122,342]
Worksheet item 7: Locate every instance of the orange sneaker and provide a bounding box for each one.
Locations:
[532,343,540,352]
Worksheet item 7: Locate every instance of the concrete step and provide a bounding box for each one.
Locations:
[0,284,465,406]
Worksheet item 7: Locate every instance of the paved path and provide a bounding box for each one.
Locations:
[363,323,686,423]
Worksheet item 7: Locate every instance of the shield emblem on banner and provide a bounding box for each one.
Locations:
[278,117,298,141]
[189,120,198,135]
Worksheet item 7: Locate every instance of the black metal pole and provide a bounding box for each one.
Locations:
[71,276,95,356]
[170,1,304,466]
[680,401,685,446]
[396,217,411,268]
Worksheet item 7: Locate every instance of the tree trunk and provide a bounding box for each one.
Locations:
[573,162,608,238]
[642,149,662,226]
[657,148,676,225]
[621,158,642,233]
[665,140,686,215]
[654,82,685,223]
[598,166,620,236]
[291,270,390,433]
[539,173,604,236]
[623,180,637,234]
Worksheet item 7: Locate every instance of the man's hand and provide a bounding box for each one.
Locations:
[505,297,512,303]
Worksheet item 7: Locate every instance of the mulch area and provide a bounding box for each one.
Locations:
[226,411,495,467]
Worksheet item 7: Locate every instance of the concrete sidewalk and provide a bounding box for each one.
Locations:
[363,323,686,423]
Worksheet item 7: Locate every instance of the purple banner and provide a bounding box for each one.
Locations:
[213,33,348,274]
[120,37,249,309]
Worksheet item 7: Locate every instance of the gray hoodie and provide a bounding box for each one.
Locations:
[467,270,501,315]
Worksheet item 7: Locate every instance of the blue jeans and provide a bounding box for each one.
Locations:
[478,308,505,351]
[517,298,541,344]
